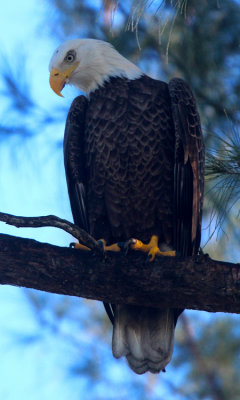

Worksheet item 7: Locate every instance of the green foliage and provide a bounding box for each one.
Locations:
[205,123,240,236]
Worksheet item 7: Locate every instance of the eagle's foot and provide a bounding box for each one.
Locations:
[70,242,91,251]
[98,239,121,253]
[117,238,136,255]
[70,239,121,254]
[130,235,176,262]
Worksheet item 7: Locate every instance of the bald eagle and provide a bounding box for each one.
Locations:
[49,39,204,375]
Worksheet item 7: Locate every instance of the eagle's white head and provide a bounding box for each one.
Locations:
[49,39,143,97]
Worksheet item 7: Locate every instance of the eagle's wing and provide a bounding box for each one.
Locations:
[169,78,204,257]
[64,95,115,324]
[64,96,89,232]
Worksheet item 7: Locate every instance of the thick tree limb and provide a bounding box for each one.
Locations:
[0,229,240,314]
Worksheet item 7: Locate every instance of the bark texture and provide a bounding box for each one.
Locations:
[0,233,239,314]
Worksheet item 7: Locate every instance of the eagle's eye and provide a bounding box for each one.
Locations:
[65,50,76,63]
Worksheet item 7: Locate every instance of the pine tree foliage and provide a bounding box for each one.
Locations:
[205,123,240,236]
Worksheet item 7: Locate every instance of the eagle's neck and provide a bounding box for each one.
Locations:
[71,41,143,96]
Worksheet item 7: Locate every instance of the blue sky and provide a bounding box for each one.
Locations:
[0,1,82,399]
[0,0,71,243]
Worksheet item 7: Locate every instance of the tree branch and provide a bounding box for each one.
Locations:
[0,227,239,313]
[0,212,103,255]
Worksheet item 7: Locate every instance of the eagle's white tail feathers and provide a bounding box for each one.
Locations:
[112,305,175,374]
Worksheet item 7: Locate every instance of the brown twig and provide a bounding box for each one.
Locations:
[0,212,103,255]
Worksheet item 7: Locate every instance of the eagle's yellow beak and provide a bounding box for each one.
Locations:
[49,62,79,97]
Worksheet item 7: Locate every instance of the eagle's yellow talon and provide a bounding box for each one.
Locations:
[131,239,144,250]
[72,242,91,251]
[130,235,176,260]
[162,250,176,257]
[72,239,121,253]
[148,246,161,262]
[105,243,121,252]
[97,239,121,252]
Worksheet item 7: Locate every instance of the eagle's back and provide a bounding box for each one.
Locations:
[84,75,175,244]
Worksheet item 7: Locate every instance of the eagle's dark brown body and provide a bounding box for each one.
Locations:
[85,76,175,245]
[64,75,204,254]
[63,74,204,374]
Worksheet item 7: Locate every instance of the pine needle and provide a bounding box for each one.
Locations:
[205,121,240,236]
